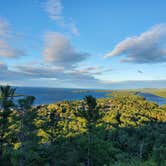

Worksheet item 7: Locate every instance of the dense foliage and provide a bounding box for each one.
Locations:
[0,85,166,166]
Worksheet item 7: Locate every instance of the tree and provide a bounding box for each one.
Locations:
[17,96,37,166]
[0,85,16,163]
[76,95,101,166]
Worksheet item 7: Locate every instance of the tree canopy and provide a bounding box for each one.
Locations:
[0,85,166,166]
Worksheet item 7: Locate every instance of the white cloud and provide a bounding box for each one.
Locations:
[43,32,89,68]
[15,64,64,78]
[45,0,62,21]
[0,40,25,57]
[105,24,166,63]
[69,23,80,36]
[44,0,79,36]
[0,17,10,37]
[61,22,80,36]
[0,18,26,58]
[70,66,112,76]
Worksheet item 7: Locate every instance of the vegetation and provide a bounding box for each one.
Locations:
[0,85,166,166]
[109,90,137,97]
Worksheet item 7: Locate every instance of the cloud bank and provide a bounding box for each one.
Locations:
[0,63,101,88]
[105,24,166,63]
[1,62,166,89]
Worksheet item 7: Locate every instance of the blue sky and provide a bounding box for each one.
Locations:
[0,0,166,89]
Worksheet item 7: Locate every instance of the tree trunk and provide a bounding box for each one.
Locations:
[139,142,143,160]
[87,131,90,166]
[19,111,25,166]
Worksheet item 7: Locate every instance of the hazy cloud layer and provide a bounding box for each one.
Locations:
[44,0,79,36]
[1,62,166,89]
[105,24,166,63]
[43,32,89,68]
[2,62,166,89]
[0,63,102,88]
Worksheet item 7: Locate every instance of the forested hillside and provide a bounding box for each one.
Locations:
[0,85,166,166]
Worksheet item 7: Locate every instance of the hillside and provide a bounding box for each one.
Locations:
[0,86,166,165]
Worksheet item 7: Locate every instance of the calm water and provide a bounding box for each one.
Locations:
[137,92,166,105]
[15,87,109,105]
[14,87,166,106]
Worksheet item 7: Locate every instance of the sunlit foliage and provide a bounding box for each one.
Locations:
[0,85,166,165]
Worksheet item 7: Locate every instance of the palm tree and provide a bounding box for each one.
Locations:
[0,85,16,109]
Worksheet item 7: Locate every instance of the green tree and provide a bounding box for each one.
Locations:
[77,95,101,166]
[0,85,15,163]
[17,96,39,166]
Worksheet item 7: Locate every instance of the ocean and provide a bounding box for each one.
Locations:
[15,87,109,105]
[14,87,166,106]
[137,92,166,106]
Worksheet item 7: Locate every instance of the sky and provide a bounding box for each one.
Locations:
[0,0,166,89]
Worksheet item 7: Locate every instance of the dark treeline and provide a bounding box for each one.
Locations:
[0,85,166,166]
